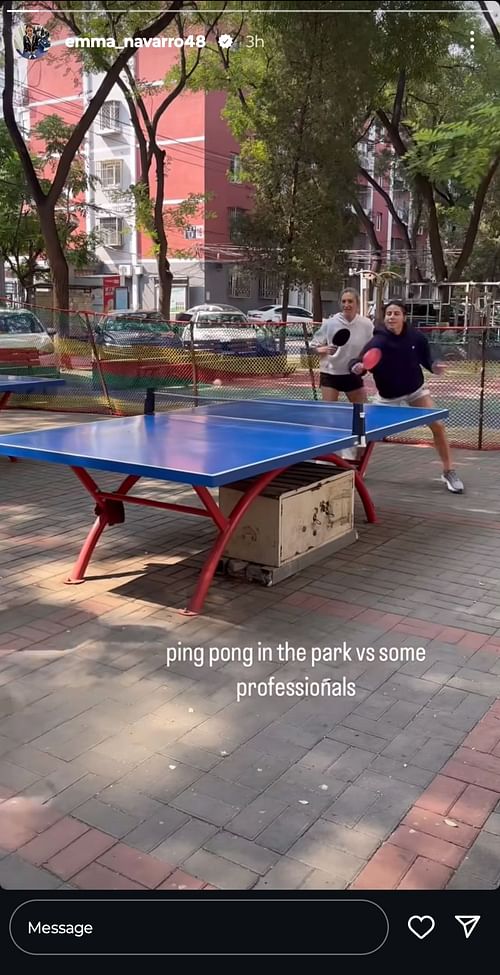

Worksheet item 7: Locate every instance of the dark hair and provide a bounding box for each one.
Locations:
[383,299,407,316]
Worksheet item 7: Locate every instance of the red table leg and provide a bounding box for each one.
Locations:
[318,453,377,523]
[357,442,376,479]
[185,468,287,615]
[66,470,140,583]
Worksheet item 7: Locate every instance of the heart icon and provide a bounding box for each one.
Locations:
[408,915,435,940]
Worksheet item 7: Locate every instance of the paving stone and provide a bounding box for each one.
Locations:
[71,862,147,890]
[397,857,453,890]
[203,832,279,874]
[72,798,143,839]
[0,760,40,792]
[44,829,116,880]
[256,808,318,854]
[124,809,190,853]
[182,849,258,890]
[254,857,313,889]
[1,745,70,776]
[326,727,387,754]
[97,844,175,888]
[369,757,435,788]
[483,812,500,836]
[455,831,500,885]
[151,819,218,864]
[95,786,166,821]
[118,756,203,803]
[226,797,288,840]
[17,817,89,866]
[446,867,497,890]
[287,832,365,883]
[298,869,350,890]
[0,853,63,889]
[39,774,117,815]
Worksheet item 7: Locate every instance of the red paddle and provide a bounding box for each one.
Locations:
[362,348,382,371]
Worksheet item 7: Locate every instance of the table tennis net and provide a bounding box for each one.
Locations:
[144,387,361,433]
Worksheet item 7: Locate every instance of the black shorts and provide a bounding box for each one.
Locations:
[319,372,364,392]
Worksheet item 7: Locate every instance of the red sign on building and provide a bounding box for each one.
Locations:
[103,275,121,312]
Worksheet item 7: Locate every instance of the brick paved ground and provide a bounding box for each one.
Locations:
[1,410,500,891]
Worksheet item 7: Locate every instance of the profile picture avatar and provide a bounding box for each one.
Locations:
[16,23,51,59]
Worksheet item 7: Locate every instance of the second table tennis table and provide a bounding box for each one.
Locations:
[0,393,447,614]
[0,374,65,410]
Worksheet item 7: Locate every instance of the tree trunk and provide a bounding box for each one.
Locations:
[452,155,500,280]
[158,259,173,320]
[152,146,173,321]
[350,197,383,273]
[312,279,322,324]
[280,275,290,352]
[25,274,36,306]
[38,204,70,334]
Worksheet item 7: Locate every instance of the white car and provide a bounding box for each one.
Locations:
[180,308,275,352]
[0,310,54,354]
[247,305,314,324]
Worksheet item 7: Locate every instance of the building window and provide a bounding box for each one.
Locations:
[375,212,382,232]
[228,207,246,243]
[228,267,251,298]
[98,217,124,247]
[99,101,120,132]
[356,186,371,216]
[229,154,242,182]
[184,225,204,240]
[258,272,279,299]
[98,160,123,189]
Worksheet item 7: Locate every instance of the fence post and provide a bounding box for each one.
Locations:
[478,327,487,450]
[188,320,199,404]
[302,322,318,400]
[82,312,116,416]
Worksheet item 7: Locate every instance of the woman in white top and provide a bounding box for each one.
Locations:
[310,289,373,403]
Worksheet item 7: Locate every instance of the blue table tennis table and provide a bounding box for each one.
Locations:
[0,374,65,409]
[0,393,447,614]
[0,374,66,463]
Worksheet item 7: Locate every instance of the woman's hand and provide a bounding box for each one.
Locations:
[316,345,337,356]
[351,362,364,376]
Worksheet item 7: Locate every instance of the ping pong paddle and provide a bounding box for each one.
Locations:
[361,348,382,371]
[327,327,351,357]
[332,328,350,347]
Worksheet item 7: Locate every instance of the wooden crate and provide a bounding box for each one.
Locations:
[219,462,354,568]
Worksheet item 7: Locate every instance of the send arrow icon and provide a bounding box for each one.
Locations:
[455,916,480,939]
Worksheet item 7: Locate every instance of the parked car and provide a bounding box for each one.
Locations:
[247,304,314,325]
[179,306,276,353]
[0,309,54,354]
[94,310,182,349]
[175,302,244,324]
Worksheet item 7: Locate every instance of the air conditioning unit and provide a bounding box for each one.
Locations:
[118,264,132,277]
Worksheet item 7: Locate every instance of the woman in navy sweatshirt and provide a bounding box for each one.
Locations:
[351,299,464,494]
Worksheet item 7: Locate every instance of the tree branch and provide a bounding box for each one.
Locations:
[375,109,408,157]
[45,3,185,205]
[479,0,500,46]
[359,165,413,252]
[349,197,382,274]
[452,153,500,278]
[391,68,406,130]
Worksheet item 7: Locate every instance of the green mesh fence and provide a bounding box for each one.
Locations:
[1,300,499,450]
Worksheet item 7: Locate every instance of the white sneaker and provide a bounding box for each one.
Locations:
[441,469,464,493]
